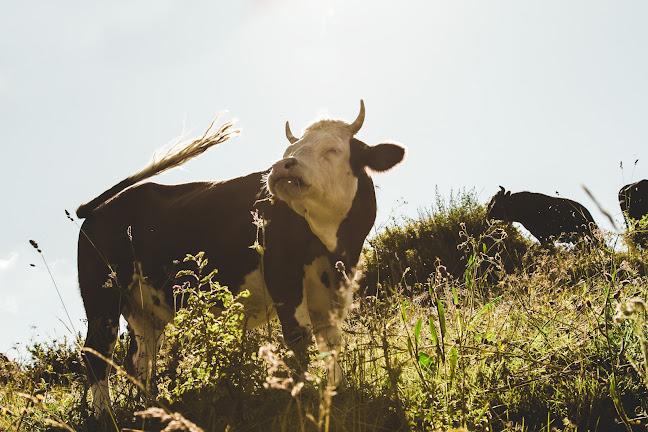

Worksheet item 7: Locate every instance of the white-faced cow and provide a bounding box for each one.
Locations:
[487,186,599,246]
[619,179,648,246]
[76,101,405,412]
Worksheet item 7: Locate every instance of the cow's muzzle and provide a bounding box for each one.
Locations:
[268,158,311,198]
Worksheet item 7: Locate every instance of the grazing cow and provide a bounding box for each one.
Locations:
[619,179,648,246]
[76,102,405,412]
[486,187,599,246]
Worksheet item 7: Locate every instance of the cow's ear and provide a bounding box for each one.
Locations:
[363,143,405,172]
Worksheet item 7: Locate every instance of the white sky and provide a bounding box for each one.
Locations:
[1,0,646,358]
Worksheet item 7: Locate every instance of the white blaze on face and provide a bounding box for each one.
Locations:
[268,120,358,252]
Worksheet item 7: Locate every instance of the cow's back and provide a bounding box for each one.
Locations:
[78,172,268,301]
[619,180,648,221]
[510,192,596,243]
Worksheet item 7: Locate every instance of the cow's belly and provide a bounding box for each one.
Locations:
[122,263,277,331]
[121,259,344,338]
[124,264,175,328]
[238,267,278,328]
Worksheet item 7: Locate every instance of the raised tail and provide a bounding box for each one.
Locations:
[76,113,239,219]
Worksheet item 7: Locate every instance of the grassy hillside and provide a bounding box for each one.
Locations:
[2,193,648,432]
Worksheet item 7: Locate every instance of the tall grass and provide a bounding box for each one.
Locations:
[3,193,648,431]
[360,188,530,296]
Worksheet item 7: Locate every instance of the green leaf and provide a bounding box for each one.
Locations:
[183,253,195,262]
[436,299,446,341]
[470,295,503,324]
[428,317,439,346]
[407,336,414,357]
[175,269,194,278]
[196,251,205,261]
[418,352,433,370]
[414,317,423,352]
[448,346,458,380]
[199,257,208,270]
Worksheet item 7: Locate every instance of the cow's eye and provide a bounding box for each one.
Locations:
[326,148,340,156]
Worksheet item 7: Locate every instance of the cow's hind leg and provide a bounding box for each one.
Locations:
[82,307,120,413]
[123,312,167,397]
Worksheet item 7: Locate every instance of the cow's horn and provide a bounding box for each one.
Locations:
[285,121,299,144]
[499,186,506,193]
[348,99,365,135]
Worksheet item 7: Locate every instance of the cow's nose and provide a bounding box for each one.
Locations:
[284,158,298,169]
[275,157,297,171]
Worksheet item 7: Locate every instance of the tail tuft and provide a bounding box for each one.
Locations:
[75,113,239,219]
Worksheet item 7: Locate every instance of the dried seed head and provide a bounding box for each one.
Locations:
[28,239,41,253]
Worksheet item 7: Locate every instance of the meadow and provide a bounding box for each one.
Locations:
[2,189,648,432]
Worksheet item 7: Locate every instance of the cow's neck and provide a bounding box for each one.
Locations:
[301,184,358,253]
[304,212,343,253]
[333,174,377,272]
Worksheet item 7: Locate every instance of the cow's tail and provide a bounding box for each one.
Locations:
[76,113,239,219]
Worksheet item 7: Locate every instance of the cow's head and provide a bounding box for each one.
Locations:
[267,100,405,251]
[487,186,512,221]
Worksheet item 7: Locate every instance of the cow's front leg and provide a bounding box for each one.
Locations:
[303,257,353,386]
[310,312,344,386]
[275,302,313,376]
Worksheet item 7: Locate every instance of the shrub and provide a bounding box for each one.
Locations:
[360,187,530,296]
[155,252,269,430]
[26,336,84,388]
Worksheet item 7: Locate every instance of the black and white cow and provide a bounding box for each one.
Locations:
[619,180,648,222]
[619,179,648,246]
[76,102,405,412]
[487,186,599,246]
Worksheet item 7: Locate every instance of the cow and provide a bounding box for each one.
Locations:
[486,186,599,246]
[76,101,405,413]
[619,179,648,246]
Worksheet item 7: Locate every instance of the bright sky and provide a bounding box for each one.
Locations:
[1,1,646,358]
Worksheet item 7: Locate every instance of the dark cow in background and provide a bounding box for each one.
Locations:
[619,179,648,246]
[76,101,405,413]
[487,187,599,246]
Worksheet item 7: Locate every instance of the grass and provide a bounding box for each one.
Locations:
[3,194,648,431]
